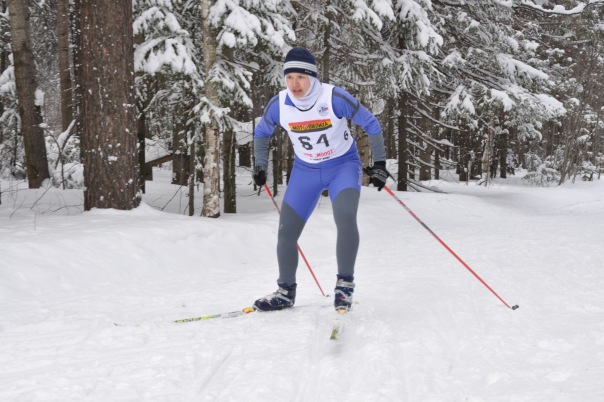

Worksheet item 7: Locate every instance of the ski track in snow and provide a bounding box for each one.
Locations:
[1,169,604,401]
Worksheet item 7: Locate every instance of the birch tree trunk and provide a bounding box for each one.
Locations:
[7,0,50,188]
[79,0,139,210]
[200,0,220,218]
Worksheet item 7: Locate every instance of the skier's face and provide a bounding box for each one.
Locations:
[285,73,311,98]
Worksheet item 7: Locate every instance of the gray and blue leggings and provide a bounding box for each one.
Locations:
[276,158,362,287]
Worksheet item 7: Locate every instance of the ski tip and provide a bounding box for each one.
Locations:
[330,327,340,340]
[243,306,256,314]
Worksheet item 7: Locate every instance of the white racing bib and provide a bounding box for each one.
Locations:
[279,84,353,163]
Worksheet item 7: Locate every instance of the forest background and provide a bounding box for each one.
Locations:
[0,0,603,216]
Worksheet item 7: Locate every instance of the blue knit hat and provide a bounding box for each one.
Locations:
[284,47,317,77]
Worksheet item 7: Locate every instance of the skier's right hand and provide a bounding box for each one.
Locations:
[253,166,267,186]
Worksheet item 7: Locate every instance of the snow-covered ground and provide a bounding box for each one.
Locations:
[1,167,603,402]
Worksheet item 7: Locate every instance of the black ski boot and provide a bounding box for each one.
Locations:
[253,283,297,311]
[334,275,355,311]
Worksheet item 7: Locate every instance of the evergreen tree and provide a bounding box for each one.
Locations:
[535,2,604,183]
[133,0,202,198]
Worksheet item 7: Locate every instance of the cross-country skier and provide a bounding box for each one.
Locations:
[252,47,389,311]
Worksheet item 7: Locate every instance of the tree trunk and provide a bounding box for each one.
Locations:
[71,0,83,138]
[322,10,332,83]
[200,0,220,218]
[458,148,468,181]
[0,20,4,206]
[202,124,220,218]
[222,46,236,213]
[0,21,6,190]
[188,140,195,216]
[134,35,150,192]
[594,118,601,179]
[137,107,149,192]
[419,143,431,181]
[544,120,555,158]
[356,124,370,185]
[481,115,495,185]
[271,133,280,196]
[223,128,237,213]
[79,0,139,210]
[385,97,396,159]
[7,0,50,188]
[171,110,189,186]
[397,93,408,191]
[434,147,440,180]
[238,143,251,168]
[498,131,508,179]
[286,140,294,184]
[57,0,73,132]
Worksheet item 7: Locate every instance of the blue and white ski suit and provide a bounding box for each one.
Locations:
[254,83,385,286]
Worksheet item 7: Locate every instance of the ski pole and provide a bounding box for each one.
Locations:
[263,184,326,297]
[382,185,519,310]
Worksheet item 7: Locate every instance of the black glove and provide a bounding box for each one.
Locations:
[253,166,266,186]
[364,161,389,191]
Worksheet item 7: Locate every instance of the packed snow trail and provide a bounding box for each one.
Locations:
[1,170,604,401]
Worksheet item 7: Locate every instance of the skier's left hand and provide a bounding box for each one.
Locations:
[253,166,267,186]
[364,161,389,191]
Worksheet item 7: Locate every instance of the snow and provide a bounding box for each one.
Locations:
[445,85,476,115]
[515,1,604,16]
[352,0,388,30]
[1,167,604,401]
[497,53,549,81]
[490,89,514,112]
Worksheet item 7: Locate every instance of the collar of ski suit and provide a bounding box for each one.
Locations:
[285,76,322,111]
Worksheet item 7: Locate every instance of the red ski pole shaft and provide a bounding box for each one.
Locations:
[264,185,326,297]
[383,185,518,310]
